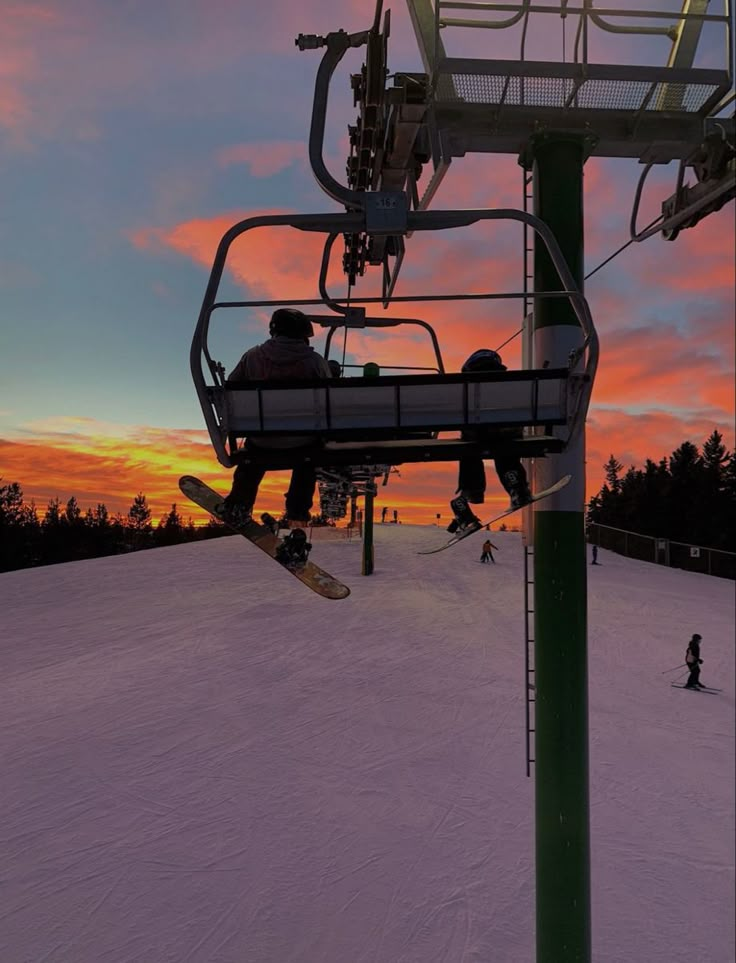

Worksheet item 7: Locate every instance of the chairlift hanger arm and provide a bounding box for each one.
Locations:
[630,128,735,242]
[296,29,372,209]
[318,234,350,316]
[297,1,394,213]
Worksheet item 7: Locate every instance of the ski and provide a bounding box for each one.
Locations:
[418,475,572,555]
[671,684,720,694]
[179,476,350,600]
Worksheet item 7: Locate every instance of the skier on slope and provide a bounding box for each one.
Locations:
[684,633,705,689]
[220,309,332,528]
[447,349,533,534]
[480,538,499,564]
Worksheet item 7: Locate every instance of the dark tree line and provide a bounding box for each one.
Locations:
[0,484,233,573]
[587,430,736,552]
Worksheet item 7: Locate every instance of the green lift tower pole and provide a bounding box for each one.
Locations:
[362,485,375,575]
[529,132,591,962]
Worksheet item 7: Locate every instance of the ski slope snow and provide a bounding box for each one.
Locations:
[1,526,733,963]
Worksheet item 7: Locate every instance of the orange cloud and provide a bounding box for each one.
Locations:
[586,408,735,482]
[132,209,332,303]
[4,402,733,530]
[591,324,734,416]
[0,428,455,527]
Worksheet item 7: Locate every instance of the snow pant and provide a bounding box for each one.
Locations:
[228,460,316,520]
[480,550,495,563]
[457,428,529,501]
[685,662,701,687]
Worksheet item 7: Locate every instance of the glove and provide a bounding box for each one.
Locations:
[699,659,703,664]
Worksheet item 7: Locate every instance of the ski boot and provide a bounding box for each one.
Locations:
[502,471,533,511]
[447,494,482,535]
[275,528,312,569]
[260,512,279,536]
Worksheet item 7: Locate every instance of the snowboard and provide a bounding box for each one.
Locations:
[418,475,572,556]
[179,476,350,600]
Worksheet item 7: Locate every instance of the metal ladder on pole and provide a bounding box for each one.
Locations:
[524,544,536,777]
[522,167,536,778]
[522,168,534,320]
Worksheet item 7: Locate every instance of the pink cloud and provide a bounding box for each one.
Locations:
[0,4,59,139]
[217,142,306,177]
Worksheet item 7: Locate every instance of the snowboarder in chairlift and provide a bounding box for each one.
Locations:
[218,308,332,530]
[684,633,704,689]
[447,349,533,534]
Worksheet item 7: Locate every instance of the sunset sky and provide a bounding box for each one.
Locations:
[1,0,734,526]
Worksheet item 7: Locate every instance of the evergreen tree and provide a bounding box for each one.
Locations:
[0,480,24,526]
[94,503,109,527]
[604,455,624,494]
[588,432,735,554]
[669,440,701,478]
[127,493,153,550]
[41,498,66,564]
[83,503,115,557]
[155,504,184,547]
[702,430,730,483]
[0,481,30,570]
[128,493,152,532]
[724,452,736,500]
[44,498,62,527]
[668,441,703,542]
[65,496,82,525]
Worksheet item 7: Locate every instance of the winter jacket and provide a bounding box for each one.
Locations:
[228,336,332,449]
[686,639,702,666]
[229,336,332,382]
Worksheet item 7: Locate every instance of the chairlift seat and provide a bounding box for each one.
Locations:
[214,367,571,468]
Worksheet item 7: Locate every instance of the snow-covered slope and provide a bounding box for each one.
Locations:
[1,527,733,963]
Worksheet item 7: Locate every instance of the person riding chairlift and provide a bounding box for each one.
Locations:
[448,348,533,534]
[220,308,332,528]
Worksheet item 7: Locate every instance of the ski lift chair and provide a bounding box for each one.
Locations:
[191,209,597,472]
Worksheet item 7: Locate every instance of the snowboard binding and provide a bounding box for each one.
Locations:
[276,528,312,569]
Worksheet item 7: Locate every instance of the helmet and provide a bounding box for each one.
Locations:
[461,349,507,372]
[692,633,702,641]
[269,308,314,339]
